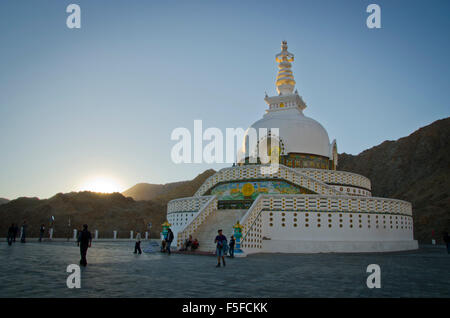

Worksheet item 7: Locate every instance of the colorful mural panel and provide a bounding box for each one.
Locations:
[211,180,303,200]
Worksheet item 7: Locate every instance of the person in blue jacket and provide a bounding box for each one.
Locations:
[214,229,227,267]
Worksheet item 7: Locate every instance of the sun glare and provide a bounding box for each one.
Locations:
[79,176,123,193]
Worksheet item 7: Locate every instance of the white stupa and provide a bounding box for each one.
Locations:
[166,41,417,255]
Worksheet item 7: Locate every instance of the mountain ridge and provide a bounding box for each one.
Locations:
[0,170,216,238]
[122,169,216,201]
[338,117,450,243]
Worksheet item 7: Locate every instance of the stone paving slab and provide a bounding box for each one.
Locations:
[0,241,448,298]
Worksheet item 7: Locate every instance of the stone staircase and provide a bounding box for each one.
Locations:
[194,209,247,253]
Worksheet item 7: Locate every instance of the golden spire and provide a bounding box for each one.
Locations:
[275,41,296,95]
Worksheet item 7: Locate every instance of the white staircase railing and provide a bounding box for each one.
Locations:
[176,195,218,248]
[167,196,213,214]
[238,195,265,253]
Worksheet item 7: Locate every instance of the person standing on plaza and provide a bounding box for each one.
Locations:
[77,224,92,266]
[443,232,450,254]
[214,229,227,267]
[13,223,18,242]
[39,224,45,242]
[20,220,27,243]
[166,228,174,255]
[134,232,142,254]
[229,235,235,258]
[7,224,15,246]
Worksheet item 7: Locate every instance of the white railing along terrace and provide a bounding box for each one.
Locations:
[296,168,372,190]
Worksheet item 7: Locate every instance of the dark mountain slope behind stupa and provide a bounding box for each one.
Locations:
[122,169,216,201]
[338,117,450,243]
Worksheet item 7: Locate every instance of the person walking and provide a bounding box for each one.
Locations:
[214,229,227,267]
[166,228,174,255]
[134,232,142,254]
[20,221,27,243]
[77,224,92,266]
[13,224,18,242]
[7,224,14,246]
[443,232,450,254]
[39,224,45,242]
[229,235,235,258]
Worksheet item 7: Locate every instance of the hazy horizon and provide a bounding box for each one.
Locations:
[1,0,449,200]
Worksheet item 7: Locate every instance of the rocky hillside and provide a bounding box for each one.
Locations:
[122,182,185,201]
[0,192,166,238]
[0,198,9,205]
[122,169,216,201]
[338,117,450,244]
[0,170,215,238]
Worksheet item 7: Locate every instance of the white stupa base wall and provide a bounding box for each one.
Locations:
[258,239,418,254]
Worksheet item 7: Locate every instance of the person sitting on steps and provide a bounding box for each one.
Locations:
[192,238,199,251]
[181,235,193,251]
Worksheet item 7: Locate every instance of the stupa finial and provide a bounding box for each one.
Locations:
[275,41,296,95]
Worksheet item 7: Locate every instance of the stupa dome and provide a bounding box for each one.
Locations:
[242,107,331,159]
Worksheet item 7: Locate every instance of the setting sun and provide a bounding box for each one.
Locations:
[79,176,123,193]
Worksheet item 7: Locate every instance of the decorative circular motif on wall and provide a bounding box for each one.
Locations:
[242,183,255,196]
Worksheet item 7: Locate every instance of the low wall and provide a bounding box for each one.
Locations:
[261,239,419,254]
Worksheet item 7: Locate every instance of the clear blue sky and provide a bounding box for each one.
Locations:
[0,0,449,199]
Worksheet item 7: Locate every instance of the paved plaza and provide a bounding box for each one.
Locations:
[0,240,448,298]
